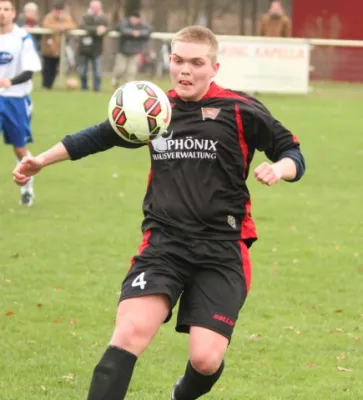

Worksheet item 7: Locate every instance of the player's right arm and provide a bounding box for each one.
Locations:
[13,120,144,186]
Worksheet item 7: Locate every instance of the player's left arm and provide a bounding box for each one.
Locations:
[251,106,306,185]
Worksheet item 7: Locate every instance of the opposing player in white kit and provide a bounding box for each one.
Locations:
[0,0,41,205]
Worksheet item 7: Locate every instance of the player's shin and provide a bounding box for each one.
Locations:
[87,346,137,400]
[174,360,225,400]
[16,151,34,191]
[16,151,34,205]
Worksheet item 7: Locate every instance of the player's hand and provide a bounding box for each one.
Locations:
[0,78,11,88]
[254,162,282,186]
[12,156,43,186]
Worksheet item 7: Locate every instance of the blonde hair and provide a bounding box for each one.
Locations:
[171,25,219,63]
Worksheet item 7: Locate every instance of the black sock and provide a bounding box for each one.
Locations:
[87,346,137,400]
[175,360,225,400]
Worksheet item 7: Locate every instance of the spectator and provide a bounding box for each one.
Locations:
[77,0,108,92]
[16,2,41,49]
[259,1,292,37]
[112,10,151,87]
[40,3,76,89]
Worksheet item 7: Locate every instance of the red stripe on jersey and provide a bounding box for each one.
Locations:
[203,83,252,103]
[234,104,257,240]
[167,88,178,98]
[234,104,258,241]
[234,104,248,178]
[241,198,257,241]
[147,169,152,187]
[238,240,252,293]
[167,82,252,104]
[129,230,151,271]
[292,134,299,143]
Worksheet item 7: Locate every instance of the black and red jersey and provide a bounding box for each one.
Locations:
[62,82,305,244]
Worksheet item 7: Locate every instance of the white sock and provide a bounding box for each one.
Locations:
[17,151,34,193]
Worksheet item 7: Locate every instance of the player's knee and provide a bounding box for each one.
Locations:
[190,349,224,375]
[111,318,152,356]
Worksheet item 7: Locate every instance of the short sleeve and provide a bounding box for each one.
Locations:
[21,34,42,72]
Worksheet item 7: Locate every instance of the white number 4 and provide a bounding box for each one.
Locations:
[131,272,147,290]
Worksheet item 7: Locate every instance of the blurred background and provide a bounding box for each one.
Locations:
[14,0,363,83]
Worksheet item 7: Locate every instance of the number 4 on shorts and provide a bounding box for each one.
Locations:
[131,272,147,290]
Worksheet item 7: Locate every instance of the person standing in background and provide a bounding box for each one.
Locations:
[77,0,108,92]
[16,2,40,49]
[259,1,292,37]
[40,3,75,89]
[112,11,151,87]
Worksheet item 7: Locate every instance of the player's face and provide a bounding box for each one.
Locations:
[0,1,15,27]
[169,41,219,101]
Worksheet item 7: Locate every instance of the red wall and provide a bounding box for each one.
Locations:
[292,0,363,82]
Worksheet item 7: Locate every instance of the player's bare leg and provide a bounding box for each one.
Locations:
[14,146,34,206]
[87,294,170,400]
[171,326,228,400]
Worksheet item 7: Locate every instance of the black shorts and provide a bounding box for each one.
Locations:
[119,229,252,341]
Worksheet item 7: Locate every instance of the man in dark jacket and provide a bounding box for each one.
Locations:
[112,11,152,87]
[77,0,108,91]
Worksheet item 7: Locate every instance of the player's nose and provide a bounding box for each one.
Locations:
[180,64,191,74]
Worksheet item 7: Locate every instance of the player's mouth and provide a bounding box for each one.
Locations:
[179,80,192,87]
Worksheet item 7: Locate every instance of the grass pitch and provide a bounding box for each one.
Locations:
[1,80,363,399]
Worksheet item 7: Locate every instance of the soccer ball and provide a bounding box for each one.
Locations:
[108,80,172,143]
[65,78,79,90]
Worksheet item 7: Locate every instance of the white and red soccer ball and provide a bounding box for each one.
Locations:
[108,80,172,143]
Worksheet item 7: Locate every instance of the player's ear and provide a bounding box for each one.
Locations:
[211,62,220,78]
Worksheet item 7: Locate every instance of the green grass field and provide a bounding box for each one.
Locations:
[1,80,363,400]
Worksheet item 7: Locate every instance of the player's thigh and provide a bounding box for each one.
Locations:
[176,239,251,342]
[120,229,190,321]
[2,97,32,147]
[111,294,170,354]
[116,294,170,328]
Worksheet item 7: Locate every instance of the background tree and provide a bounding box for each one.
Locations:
[152,0,168,31]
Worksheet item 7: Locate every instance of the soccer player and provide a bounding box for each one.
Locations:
[0,0,41,206]
[13,26,305,399]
